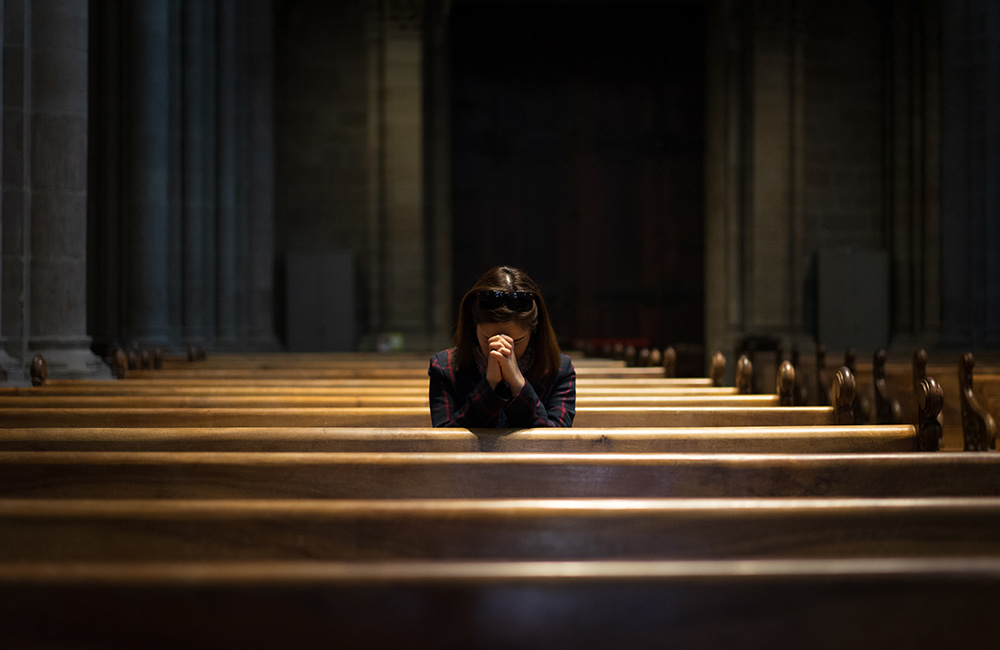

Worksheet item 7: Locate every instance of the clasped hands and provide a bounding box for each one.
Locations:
[485,333,526,395]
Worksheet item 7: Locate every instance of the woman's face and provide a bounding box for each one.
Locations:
[476,321,531,359]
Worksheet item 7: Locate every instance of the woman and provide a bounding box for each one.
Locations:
[428,266,575,427]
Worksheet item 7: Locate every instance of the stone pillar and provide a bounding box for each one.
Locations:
[941,0,1000,346]
[366,0,432,349]
[885,0,942,349]
[125,0,171,347]
[182,0,209,349]
[424,0,454,350]
[246,0,279,350]
[215,0,246,349]
[27,0,106,378]
[705,0,806,374]
[1,0,28,381]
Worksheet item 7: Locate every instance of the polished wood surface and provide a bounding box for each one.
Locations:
[0,405,838,428]
[1,451,996,499]
[0,425,920,453]
[1,558,999,648]
[2,497,998,561]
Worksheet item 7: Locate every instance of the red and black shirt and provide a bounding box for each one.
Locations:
[428,349,576,428]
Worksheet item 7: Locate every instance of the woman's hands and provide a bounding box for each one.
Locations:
[486,333,526,395]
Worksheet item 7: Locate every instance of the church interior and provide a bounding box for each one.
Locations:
[1,0,1000,646]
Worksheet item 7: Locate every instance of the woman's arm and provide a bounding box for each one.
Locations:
[502,356,576,427]
[428,351,505,427]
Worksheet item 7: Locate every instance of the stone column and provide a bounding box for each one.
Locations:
[1,0,28,381]
[246,0,279,350]
[125,0,171,347]
[366,0,432,349]
[215,0,243,349]
[27,0,106,378]
[181,0,212,350]
[705,0,806,376]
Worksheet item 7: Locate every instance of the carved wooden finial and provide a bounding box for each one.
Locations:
[710,351,726,387]
[649,348,662,368]
[912,349,928,394]
[624,345,637,367]
[140,349,152,370]
[153,348,164,370]
[612,342,625,361]
[777,360,795,406]
[29,353,47,387]
[637,348,650,367]
[815,344,829,406]
[113,349,128,379]
[844,348,869,424]
[960,352,997,451]
[873,349,900,425]
[663,347,677,378]
[917,376,943,451]
[735,355,753,394]
[832,366,856,425]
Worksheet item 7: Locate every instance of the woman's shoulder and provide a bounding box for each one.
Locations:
[428,348,456,370]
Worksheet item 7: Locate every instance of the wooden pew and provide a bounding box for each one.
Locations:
[117,365,671,380]
[1,451,996,499]
[0,383,741,397]
[0,405,846,428]
[2,558,999,648]
[0,393,783,409]
[0,425,923,453]
[2,496,999,562]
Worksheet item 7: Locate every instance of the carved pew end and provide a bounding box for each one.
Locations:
[777,360,795,406]
[710,351,725,387]
[30,353,47,387]
[960,352,998,451]
[917,376,943,452]
[832,366,856,426]
[663,347,677,378]
[736,355,753,395]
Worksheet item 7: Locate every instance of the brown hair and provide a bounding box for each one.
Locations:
[453,266,562,386]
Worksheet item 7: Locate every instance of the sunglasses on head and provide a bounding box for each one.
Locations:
[477,290,536,312]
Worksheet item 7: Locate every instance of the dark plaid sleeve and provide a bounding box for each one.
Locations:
[428,349,505,427]
[503,355,576,428]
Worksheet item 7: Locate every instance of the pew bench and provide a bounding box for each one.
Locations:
[0,425,922,453]
[2,496,999,562]
[1,558,998,648]
[120,366,671,380]
[0,405,846,428]
[1,451,997,499]
[0,393,782,409]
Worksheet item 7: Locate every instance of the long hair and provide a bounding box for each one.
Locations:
[453,266,562,386]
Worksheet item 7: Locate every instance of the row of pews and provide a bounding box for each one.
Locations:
[1,348,999,648]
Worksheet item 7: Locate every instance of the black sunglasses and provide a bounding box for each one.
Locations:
[476,290,536,312]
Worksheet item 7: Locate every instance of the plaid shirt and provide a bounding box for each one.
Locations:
[428,349,576,428]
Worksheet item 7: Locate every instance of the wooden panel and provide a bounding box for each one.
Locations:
[1,497,998,561]
[0,426,920,453]
[1,559,998,648]
[0,451,996,499]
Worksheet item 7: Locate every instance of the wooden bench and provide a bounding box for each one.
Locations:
[0,405,851,428]
[1,450,995,499]
[2,496,999,562]
[0,425,924,453]
[0,393,783,409]
[116,366,672,380]
[0,383,741,397]
[1,558,998,648]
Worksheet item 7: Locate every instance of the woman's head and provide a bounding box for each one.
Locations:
[454,266,562,384]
